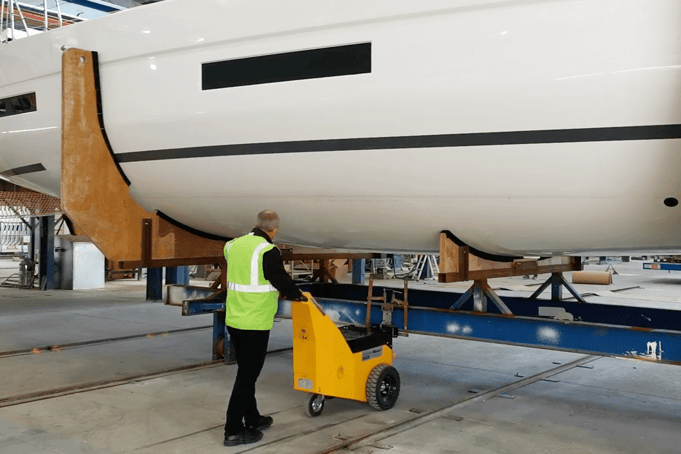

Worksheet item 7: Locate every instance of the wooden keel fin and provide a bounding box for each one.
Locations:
[61,48,225,268]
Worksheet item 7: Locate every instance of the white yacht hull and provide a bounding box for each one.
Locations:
[1,0,680,255]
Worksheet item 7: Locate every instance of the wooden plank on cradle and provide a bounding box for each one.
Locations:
[118,256,224,269]
[280,252,374,261]
[469,254,516,272]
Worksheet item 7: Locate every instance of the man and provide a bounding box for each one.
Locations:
[223,210,305,447]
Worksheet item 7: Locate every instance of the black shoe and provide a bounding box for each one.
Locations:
[223,428,263,446]
[249,415,273,431]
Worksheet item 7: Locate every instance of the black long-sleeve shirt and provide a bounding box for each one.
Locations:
[251,227,304,300]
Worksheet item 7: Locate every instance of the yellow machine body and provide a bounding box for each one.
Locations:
[291,293,394,402]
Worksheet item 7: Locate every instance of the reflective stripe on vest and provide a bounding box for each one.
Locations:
[227,282,276,293]
[250,242,271,286]
[225,240,276,293]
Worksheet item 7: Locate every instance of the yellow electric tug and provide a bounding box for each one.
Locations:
[291,292,400,417]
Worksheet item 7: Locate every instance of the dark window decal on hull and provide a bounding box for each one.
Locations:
[116,124,681,163]
[0,93,37,118]
[202,43,372,90]
[1,163,46,177]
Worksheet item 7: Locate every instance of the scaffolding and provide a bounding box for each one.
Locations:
[0,0,82,43]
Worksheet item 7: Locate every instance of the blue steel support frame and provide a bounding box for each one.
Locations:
[166,266,190,286]
[352,259,365,285]
[284,297,681,364]
[450,281,511,314]
[38,215,55,290]
[179,282,681,365]
[644,262,681,271]
[182,290,234,362]
[552,275,562,300]
[212,309,234,362]
[146,268,163,301]
[29,217,37,262]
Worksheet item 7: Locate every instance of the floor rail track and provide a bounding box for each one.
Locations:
[318,355,599,454]
[0,347,294,408]
[0,325,212,359]
[232,355,600,454]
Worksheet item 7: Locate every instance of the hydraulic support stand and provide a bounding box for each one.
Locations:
[529,272,587,304]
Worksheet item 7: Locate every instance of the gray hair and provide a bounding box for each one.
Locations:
[256,210,280,233]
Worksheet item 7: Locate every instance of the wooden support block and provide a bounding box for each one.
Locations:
[438,232,469,282]
[439,232,458,275]
[438,231,581,283]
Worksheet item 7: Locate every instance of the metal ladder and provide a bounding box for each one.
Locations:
[414,255,439,281]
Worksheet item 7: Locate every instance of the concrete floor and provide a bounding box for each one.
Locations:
[0,259,680,453]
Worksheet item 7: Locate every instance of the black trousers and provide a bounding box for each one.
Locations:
[224,326,270,435]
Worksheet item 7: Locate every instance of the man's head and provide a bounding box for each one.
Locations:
[256,210,280,240]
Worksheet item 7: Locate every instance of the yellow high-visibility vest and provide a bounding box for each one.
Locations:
[224,233,279,330]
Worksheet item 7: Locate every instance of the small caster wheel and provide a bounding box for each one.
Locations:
[366,364,400,411]
[304,393,325,417]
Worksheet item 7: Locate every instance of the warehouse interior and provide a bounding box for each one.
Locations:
[1,257,680,453]
[1,1,680,453]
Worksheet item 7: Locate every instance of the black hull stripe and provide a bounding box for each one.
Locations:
[117,124,681,163]
[1,163,46,177]
[156,210,232,243]
[441,230,519,262]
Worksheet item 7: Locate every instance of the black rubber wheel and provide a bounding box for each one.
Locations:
[366,364,400,411]
[304,394,324,417]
